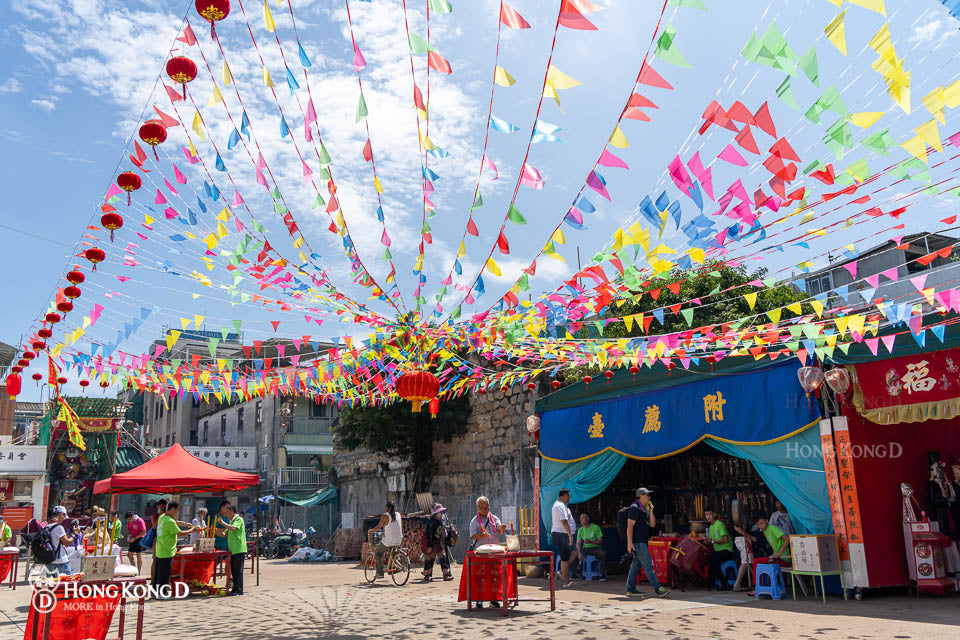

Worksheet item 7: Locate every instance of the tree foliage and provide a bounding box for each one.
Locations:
[332,395,473,487]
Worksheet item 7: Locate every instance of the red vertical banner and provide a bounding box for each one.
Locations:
[820,419,850,560]
[831,416,869,587]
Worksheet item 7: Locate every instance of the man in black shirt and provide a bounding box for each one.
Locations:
[625,488,669,597]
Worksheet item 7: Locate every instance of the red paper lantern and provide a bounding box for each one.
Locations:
[100,380,110,389]
[57,376,68,385]
[64,286,82,300]
[22,351,35,361]
[138,121,167,160]
[428,397,439,419]
[45,312,62,324]
[583,375,593,389]
[166,56,198,99]
[5,373,21,399]
[79,380,90,388]
[395,369,440,413]
[477,388,486,395]
[66,270,85,285]
[665,361,676,376]
[604,370,614,384]
[101,212,124,242]
[31,373,42,382]
[629,365,639,380]
[10,366,22,374]
[526,382,536,391]
[17,359,28,368]
[551,380,561,390]
[56,300,73,314]
[31,340,46,351]
[116,172,141,206]
[705,355,716,371]
[196,0,230,39]
[38,328,52,339]
[85,247,105,271]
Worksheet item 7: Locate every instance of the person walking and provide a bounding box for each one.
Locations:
[551,489,576,588]
[421,503,453,582]
[625,488,669,597]
[368,500,403,580]
[125,511,146,574]
[216,503,247,596]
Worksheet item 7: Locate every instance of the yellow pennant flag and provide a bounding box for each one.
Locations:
[848,112,883,128]
[901,134,928,163]
[486,256,502,276]
[922,87,945,124]
[144,214,156,225]
[207,84,224,107]
[374,176,383,194]
[263,1,276,32]
[179,317,191,331]
[222,61,233,86]
[494,65,516,87]
[551,227,566,245]
[166,330,181,351]
[608,125,629,148]
[824,11,846,55]
[543,65,581,108]
[457,241,466,258]
[194,314,205,328]
[914,119,942,152]
[263,66,274,87]
[786,302,802,316]
[849,0,885,15]
[943,78,960,108]
[192,110,206,140]
[766,308,782,324]
[744,292,758,310]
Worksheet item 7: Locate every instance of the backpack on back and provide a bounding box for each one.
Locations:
[30,525,60,564]
[616,504,632,541]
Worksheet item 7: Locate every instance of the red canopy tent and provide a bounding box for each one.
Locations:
[93,444,258,494]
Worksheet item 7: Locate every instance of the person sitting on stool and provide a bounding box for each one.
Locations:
[705,508,736,590]
[574,513,607,581]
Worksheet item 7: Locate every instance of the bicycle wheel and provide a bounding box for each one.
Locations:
[390,550,410,586]
[364,557,379,583]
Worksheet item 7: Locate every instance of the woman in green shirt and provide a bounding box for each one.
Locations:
[705,508,736,590]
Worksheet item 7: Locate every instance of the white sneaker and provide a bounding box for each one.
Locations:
[599,578,607,582]
[563,581,574,588]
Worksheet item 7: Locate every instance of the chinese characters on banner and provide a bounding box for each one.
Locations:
[0,480,13,504]
[833,424,865,546]
[820,421,850,560]
[590,393,726,439]
[183,447,256,471]
[855,349,960,410]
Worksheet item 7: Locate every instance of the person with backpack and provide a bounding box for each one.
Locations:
[420,503,453,582]
[625,488,669,598]
[36,506,74,576]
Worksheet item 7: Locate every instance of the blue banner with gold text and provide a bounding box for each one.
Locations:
[539,362,820,462]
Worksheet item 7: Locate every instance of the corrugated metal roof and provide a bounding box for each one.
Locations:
[61,396,125,417]
[15,402,45,414]
[115,446,146,473]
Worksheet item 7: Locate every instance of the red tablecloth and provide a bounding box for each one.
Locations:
[457,554,519,602]
[0,554,14,583]
[23,587,121,640]
[174,555,216,584]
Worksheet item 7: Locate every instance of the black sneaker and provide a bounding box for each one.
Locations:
[625,590,643,597]
[489,600,500,608]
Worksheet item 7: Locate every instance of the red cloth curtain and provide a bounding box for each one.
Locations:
[457,555,519,602]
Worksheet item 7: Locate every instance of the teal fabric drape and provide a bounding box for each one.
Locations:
[707,426,832,534]
[539,449,626,527]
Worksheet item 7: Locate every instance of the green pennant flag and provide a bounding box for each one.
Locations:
[507,203,527,225]
[776,76,800,110]
[470,191,483,211]
[797,45,819,86]
[233,319,242,332]
[250,217,266,232]
[317,143,331,164]
[208,337,220,359]
[274,201,288,214]
[861,128,894,156]
[409,32,430,54]
[518,273,530,292]
[382,247,392,260]
[312,193,325,208]
[356,93,368,122]
[680,308,694,326]
[270,187,281,199]
[654,24,692,68]
[429,0,453,13]
[220,327,230,341]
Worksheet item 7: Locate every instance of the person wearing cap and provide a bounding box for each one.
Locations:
[421,503,453,582]
[45,506,75,576]
[625,488,669,597]
[0,516,11,548]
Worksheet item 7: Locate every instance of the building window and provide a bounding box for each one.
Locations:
[159,402,164,418]
[203,421,209,445]
[154,402,159,419]
[189,430,198,446]
[255,401,263,429]
[806,273,832,296]
[220,414,227,441]
[172,394,178,412]
[171,432,176,443]
[165,434,170,447]
[310,401,328,418]
[237,408,244,433]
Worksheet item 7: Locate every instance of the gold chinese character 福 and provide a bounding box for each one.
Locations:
[643,405,661,434]
[901,360,936,395]
[588,412,605,439]
[703,391,726,423]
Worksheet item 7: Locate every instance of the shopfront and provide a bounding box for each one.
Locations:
[536,361,830,568]
[0,445,48,529]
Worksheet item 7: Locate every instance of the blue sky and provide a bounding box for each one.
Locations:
[2,0,960,401]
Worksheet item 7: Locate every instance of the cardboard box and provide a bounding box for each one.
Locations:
[82,555,116,582]
[790,534,840,573]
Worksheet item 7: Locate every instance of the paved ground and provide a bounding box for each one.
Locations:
[0,558,958,639]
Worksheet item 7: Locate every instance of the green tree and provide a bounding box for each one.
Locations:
[332,395,472,491]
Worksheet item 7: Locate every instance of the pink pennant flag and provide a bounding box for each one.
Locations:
[257,169,268,187]
[105,183,123,201]
[164,177,179,196]
[155,189,167,205]
[880,267,899,282]
[864,273,879,288]
[586,171,610,200]
[424,180,435,196]
[232,189,244,207]
[173,163,187,184]
[668,155,693,191]
[718,144,748,166]
[381,229,391,247]
[441,275,453,286]
[91,304,104,325]
[181,145,199,164]
[353,41,366,72]
[881,334,896,354]
[687,151,714,200]
[155,344,166,357]
[520,163,545,189]
[234,216,244,232]
[164,207,178,219]
[116,275,130,283]
[257,153,267,169]
[910,274,928,292]
[842,261,858,279]
[864,337,880,356]
[598,148,629,170]
[305,98,317,124]
[483,156,499,181]
[305,121,313,142]
[302,160,313,183]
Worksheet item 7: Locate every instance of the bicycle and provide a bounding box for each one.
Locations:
[364,533,410,586]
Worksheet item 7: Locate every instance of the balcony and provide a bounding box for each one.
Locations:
[279,466,328,487]
[288,416,332,434]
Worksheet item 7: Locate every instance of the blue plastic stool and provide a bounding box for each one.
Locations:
[755,563,786,600]
[581,555,601,580]
[715,560,737,588]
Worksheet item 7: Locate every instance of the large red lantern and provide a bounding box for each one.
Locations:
[583,375,593,389]
[22,351,35,361]
[604,370,615,384]
[629,365,639,380]
[10,366,22,374]
[428,397,439,419]
[5,373,21,399]
[196,0,230,39]
[31,340,46,351]
[551,380,561,390]
[56,300,73,314]
[17,360,29,368]
[45,312,61,324]
[395,369,440,413]
[79,379,90,389]
[116,172,141,206]
[31,373,42,382]
[166,56,198,99]
[38,328,52,339]
[66,269,85,285]
[57,377,68,385]
[64,286,82,300]
[101,212,124,242]
[85,247,105,271]
[138,121,167,160]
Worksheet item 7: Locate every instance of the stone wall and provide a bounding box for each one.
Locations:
[333,384,539,559]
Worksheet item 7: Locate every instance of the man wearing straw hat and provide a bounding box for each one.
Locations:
[421,503,453,582]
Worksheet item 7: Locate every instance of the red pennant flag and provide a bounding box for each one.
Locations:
[622,107,651,121]
[810,164,835,185]
[362,138,373,162]
[133,141,147,163]
[500,2,531,29]
[413,83,426,112]
[667,282,681,295]
[497,230,510,254]
[769,137,800,161]
[270,321,280,333]
[637,61,674,90]
[326,194,339,212]
[153,106,180,128]
[627,93,657,109]
[176,24,197,46]
[427,51,452,74]
[726,101,757,126]
[559,0,597,30]
[466,215,479,236]
[753,102,777,137]
[735,125,759,154]
[523,260,537,276]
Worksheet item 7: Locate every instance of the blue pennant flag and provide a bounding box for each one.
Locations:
[298,42,311,68]
[240,111,251,140]
[227,127,241,150]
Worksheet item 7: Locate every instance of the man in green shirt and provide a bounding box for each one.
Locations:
[152,501,197,592]
[110,512,123,543]
[574,513,607,581]
[705,508,736,590]
[757,517,791,560]
[216,502,247,596]
[0,516,12,548]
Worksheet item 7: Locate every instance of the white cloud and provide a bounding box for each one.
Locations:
[0,78,22,93]
[909,19,942,44]
[31,98,57,112]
